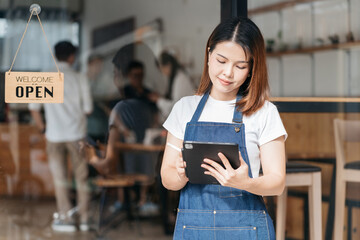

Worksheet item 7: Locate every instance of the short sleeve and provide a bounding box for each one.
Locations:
[163,99,186,140]
[108,103,123,131]
[108,106,117,129]
[258,103,287,146]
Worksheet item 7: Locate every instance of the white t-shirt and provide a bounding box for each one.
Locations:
[29,62,93,142]
[163,95,287,178]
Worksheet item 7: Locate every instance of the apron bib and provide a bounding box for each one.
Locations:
[173,92,275,240]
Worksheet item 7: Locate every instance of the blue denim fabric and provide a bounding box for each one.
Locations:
[173,92,275,240]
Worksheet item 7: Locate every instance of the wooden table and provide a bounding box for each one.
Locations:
[114,142,165,152]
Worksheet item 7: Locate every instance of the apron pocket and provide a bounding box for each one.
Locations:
[175,209,272,240]
[182,226,257,240]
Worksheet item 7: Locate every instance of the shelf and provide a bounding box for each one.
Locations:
[248,0,322,15]
[266,40,360,57]
[270,97,360,102]
[271,97,360,113]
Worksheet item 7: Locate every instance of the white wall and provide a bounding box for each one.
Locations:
[81,0,220,92]
[81,0,360,98]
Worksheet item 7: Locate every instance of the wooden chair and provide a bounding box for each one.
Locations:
[92,142,164,238]
[333,119,360,240]
[276,162,322,240]
[94,174,150,238]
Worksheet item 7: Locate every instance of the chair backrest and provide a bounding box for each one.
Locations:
[334,119,360,168]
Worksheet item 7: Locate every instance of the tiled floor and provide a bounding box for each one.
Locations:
[0,198,173,240]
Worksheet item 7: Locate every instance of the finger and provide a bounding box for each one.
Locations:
[201,162,226,182]
[177,155,184,165]
[238,151,247,166]
[203,170,225,185]
[203,158,227,175]
[218,152,233,170]
[176,150,183,162]
[176,158,186,170]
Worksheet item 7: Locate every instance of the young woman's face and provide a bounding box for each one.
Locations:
[208,41,250,101]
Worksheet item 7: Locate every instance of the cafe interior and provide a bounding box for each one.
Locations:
[1,0,360,239]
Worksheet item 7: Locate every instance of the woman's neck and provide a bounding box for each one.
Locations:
[209,89,238,101]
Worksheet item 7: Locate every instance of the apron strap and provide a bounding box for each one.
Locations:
[232,94,243,123]
[189,92,210,122]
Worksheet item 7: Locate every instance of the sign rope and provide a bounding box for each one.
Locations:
[8,8,60,75]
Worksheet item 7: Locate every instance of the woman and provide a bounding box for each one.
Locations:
[160,17,287,239]
[149,51,194,118]
[86,43,160,213]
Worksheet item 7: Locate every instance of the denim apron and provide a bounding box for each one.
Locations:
[173,92,275,240]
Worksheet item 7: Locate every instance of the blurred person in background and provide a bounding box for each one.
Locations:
[29,41,93,232]
[86,54,114,144]
[123,60,153,102]
[149,51,195,118]
[87,43,160,216]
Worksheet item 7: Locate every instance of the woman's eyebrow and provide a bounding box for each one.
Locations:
[216,53,249,63]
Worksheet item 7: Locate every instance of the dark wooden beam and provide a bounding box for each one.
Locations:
[221,0,247,22]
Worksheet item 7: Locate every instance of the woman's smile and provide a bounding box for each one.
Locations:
[217,77,232,86]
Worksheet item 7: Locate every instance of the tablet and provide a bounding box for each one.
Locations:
[182,141,240,184]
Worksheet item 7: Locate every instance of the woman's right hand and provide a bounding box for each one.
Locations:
[175,152,188,182]
[161,133,188,190]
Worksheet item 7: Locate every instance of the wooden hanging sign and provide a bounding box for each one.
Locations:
[4,5,64,104]
[5,71,64,103]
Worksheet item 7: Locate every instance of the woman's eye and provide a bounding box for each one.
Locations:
[236,66,247,70]
[217,59,225,64]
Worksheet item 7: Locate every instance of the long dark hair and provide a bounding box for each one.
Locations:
[159,51,182,100]
[197,17,269,116]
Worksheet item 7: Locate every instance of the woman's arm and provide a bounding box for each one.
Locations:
[202,136,286,196]
[160,132,188,191]
[86,127,121,175]
[245,136,286,195]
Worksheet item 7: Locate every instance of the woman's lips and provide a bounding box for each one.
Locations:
[218,77,232,85]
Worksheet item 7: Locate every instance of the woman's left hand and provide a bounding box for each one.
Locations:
[201,152,250,189]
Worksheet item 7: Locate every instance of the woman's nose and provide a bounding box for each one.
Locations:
[223,64,233,78]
